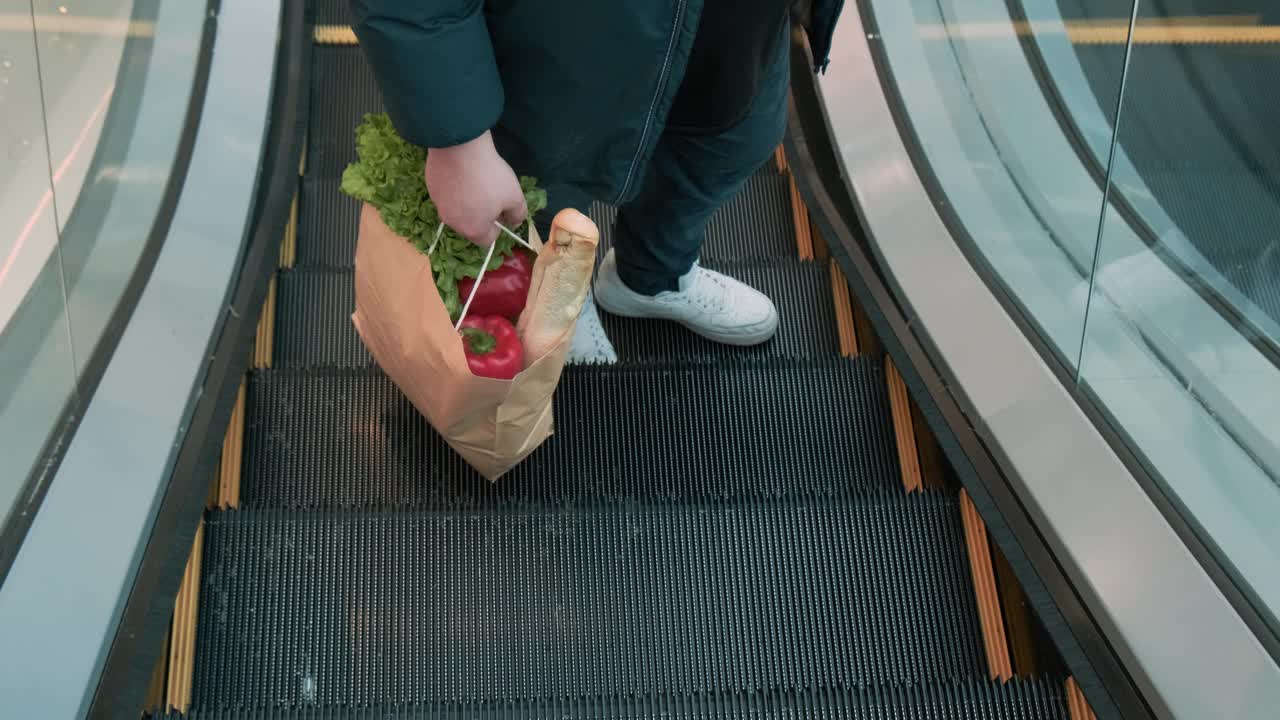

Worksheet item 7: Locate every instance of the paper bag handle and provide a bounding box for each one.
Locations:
[428,220,537,330]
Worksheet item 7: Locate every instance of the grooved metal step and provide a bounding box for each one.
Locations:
[315,0,352,26]
[308,47,381,178]
[297,170,794,269]
[273,261,837,368]
[191,491,986,707]
[588,167,796,260]
[240,359,901,509]
[162,677,1069,718]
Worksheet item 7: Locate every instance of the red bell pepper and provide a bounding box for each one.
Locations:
[457,248,535,320]
[458,315,523,380]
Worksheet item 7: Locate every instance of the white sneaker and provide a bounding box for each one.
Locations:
[566,289,619,365]
[593,249,779,346]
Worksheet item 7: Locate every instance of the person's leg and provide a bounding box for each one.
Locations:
[610,24,790,295]
[594,23,789,346]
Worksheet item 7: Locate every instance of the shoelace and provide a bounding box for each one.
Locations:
[686,267,733,311]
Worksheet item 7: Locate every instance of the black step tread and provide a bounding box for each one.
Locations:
[274,261,837,368]
[241,358,901,509]
[297,170,795,269]
[162,677,1069,718]
[315,0,351,26]
[308,46,381,179]
[587,169,796,261]
[192,491,986,707]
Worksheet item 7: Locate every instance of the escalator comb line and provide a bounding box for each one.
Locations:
[158,676,1071,717]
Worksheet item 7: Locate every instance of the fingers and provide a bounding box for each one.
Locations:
[473,222,500,247]
[498,201,529,234]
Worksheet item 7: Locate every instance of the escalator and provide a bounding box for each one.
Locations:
[148,6,1080,718]
[9,1,1280,717]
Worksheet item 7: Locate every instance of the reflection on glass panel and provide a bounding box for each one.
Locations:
[31,0,132,232]
[0,0,207,555]
[0,3,78,538]
[36,2,204,379]
[865,0,1134,368]
[1081,3,1280,627]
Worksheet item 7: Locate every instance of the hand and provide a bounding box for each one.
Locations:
[424,131,528,247]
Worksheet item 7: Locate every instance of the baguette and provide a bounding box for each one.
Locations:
[517,208,600,365]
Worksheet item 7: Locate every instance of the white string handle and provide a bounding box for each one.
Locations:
[426,219,536,330]
[454,240,497,330]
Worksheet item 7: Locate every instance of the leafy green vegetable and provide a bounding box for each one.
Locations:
[339,113,547,319]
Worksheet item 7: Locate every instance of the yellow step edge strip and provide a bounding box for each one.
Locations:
[773,145,788,174]
[829,260,860,358]
[1066,677,1099,720]
[992,544,1040,675]
[315,24,358,45]
[299,131,309,177]
[280,191,298,269]
[145,626,170,713]
[885,359,923,493]
[920,18,1280,45]
[166,520,205,713]
[319,19,1280,47]
[254,275,278,370]
[960,490,1015,681]
[216,380,247,510]
[908,400,947,490]
[788,176,814,261]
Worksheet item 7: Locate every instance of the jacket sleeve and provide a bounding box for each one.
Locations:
[350,0,504,148]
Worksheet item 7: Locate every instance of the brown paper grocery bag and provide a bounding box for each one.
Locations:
[350,203,570,481]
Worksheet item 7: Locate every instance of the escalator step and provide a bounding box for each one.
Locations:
[274,261,837,368]
[588,167,796,261]
[297,169,794,269]
[191,491,986,707]
[308,47,381,178]
[241,358,901,509]
[162,676,1069,718]
[315,0,352,26]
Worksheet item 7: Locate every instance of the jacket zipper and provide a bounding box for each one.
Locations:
[616,0,689,204]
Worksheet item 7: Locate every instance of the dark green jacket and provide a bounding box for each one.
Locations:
[350,1,844,204]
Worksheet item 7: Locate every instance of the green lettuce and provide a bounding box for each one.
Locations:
[339,113,547,319]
